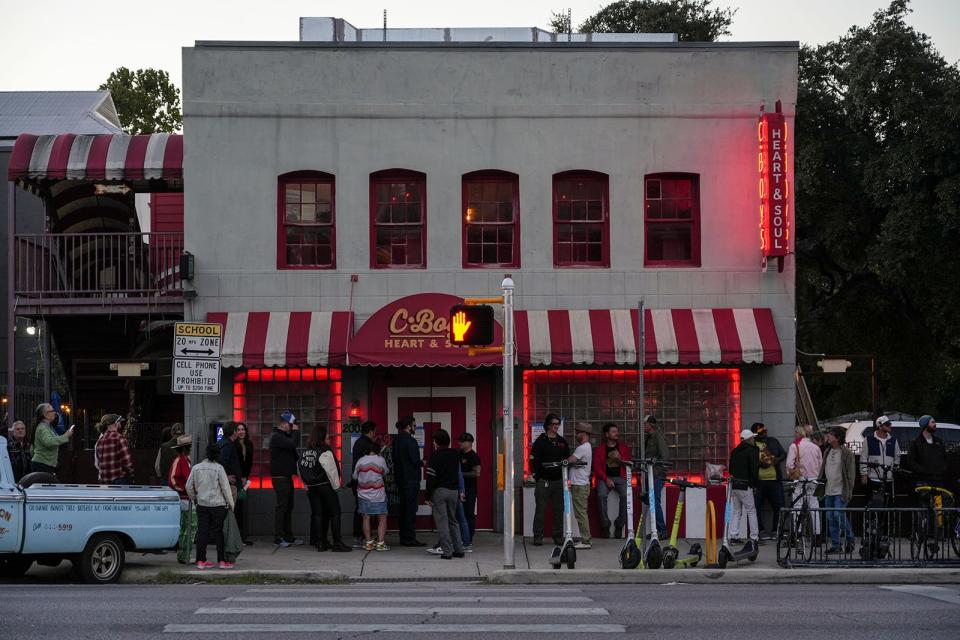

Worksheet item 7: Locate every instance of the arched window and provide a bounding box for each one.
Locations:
[644,173,701,267]
[552,171,609,267]
[462,170,520,268]
[370,169,427,268]
[277,171,335,269]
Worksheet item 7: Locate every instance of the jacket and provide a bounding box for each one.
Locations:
[426,447,461,495]
[168,454,192,499]
[905,433,948,484]
[818,445,856,502]
[728,440,760,488]
[756,435,787,480]
[786,438,823,479]
[185,459,235,509]
[860,429,900,483]
[303,447,342,490]
[529,433,571,482]
[31,421,70,468]
[95,430,135,483]
[644,430,671,479]
[593,440,631,482]
[7,439,32,482]
[237,439,253,479]
[269,428,299,477]
[391,431,422,489]
[154,438,179,480]
[218,439,243,480]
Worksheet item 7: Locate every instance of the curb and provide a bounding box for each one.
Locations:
[486,568,960,585]
[122,568,348,584]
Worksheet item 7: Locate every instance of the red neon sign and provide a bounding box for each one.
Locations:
[758,101,790,263]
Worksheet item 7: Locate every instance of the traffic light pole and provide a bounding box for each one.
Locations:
[502,276,515,569]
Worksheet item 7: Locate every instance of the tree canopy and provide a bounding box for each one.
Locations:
[99,67,182,134]
[550,0,735,41]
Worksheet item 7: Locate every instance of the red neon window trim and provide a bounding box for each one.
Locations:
[644,173,701,267]
[277,171,336,269]
[370,169,427,269]
[552,171,610,267]
[462,170,520,268]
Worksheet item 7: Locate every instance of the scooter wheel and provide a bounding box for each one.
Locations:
[662,550,676,569]
[717,548,730,569]
[566,547,577,570]
[749,541,760,562]
[619,540,641,570]
[690,543,703,563]
[645,543,663,570]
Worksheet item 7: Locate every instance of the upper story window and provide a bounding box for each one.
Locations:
[463,171,520,268]
[644,173,701,267]
[278,171,335,269]
[553,171,609,268]
[370,169,426,268]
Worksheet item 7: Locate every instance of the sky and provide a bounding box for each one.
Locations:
[1,0,958,92]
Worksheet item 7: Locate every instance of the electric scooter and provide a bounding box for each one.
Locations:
[639,457,672,569]
[619,461,643,569]
[542,459,586,570]
[661,478,705,568]
[716,476,760,568]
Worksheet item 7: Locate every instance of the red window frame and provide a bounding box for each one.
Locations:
[277,171,336,270]
[462,170,520,268]
[370,169,427,269]
[644,172,701,267]
[552,171,610,268]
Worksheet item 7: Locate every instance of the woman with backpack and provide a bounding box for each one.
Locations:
[299,426,351,552]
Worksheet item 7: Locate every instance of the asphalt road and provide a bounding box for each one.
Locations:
[2,582,959,639]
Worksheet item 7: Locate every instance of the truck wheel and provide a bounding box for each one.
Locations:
[0,557,33,578]
[79,534,125,584]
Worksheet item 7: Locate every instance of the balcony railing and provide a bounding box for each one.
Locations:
[14,232,183,302]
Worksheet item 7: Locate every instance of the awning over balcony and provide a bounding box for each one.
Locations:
[206,311,353,368]
[7,133,183,183]
[514,308,782,366]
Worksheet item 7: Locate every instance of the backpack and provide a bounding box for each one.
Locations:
[297,448,327,486]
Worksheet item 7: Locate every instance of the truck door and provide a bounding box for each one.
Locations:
[0,447,24,552]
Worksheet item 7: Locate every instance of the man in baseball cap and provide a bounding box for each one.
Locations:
[270,409,301,546]
[727,428,760,544]
[569,422,597,549]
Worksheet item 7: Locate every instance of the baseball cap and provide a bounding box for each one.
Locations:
[644,415,657,424]
[740,429,755,441]
[280,410,296,425]
[875,415,891,428]
[458,432,475,443]
[101,414,126,425]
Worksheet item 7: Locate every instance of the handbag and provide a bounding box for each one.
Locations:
[788,443,802,481]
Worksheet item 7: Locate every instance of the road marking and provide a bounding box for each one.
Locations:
[880,585,960,605]
[165,623,626,634]
[195,606,608,616]
[225,596,594,603]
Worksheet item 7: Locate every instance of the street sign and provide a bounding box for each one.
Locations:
[172,358,221,395]
[449,304,496,346]
[174,322,222,358]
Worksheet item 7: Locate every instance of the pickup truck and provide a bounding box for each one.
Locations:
[0,436,180,583]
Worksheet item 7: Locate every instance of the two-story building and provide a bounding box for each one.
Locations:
[182,18,798,536]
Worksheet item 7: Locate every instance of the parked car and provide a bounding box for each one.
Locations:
[0,437,180,583]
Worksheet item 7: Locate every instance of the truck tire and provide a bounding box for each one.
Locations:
[0,556,33,579]
[78,534,125,584]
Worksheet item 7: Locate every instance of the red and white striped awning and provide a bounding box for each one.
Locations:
[7,133,183,183]
[206,312,353,368]
[514,308,782,366]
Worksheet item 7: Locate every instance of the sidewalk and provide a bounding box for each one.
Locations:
[24,533,960,584]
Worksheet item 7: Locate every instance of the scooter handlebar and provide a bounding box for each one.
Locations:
[627,458,674,468]
[667,478,705,489]
[541,460,587,468]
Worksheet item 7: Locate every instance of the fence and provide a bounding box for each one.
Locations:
[776,505,960,568]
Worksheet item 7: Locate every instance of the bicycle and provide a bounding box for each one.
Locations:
[910,483,958,560]
[859,461,895,561]
[777,478,823,562]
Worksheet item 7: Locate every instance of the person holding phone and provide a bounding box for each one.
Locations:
[31,403,74,477]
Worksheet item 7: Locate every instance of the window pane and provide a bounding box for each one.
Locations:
[286,204,300,222]
[646,200,662,219]
[316,183,332,203]
[468,244,482,264]
[376,204,391,223]
[301,185,316,204]
[286,185,301,203]
[646,179,661,199]
[316,202,332,224]
[647,223,693,262]
[300,203,316,222]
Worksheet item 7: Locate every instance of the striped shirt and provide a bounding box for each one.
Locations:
[352,454,388,503]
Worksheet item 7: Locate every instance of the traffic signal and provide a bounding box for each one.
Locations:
[449,304,495,346]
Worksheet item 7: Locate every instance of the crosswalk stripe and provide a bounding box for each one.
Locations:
[225,596,594,603]
[880,585,960,606]
[165,623,626,634]
[195,606,609,616]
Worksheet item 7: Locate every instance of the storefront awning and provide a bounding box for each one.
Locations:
[7,132,183,183]
[206,311,353,368]
[514,308,782,366]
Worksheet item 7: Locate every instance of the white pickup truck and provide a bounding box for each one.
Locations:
[0,436,180,583]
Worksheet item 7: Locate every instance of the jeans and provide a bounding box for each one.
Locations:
[730,488,759,541]
[825,495,854,549]
[596,475,627,530]
[456,500,472,546]
[463,483,478,537]
[103,476,133,485]
[398,484,420,543]
[272,476,295,541]
[352,486,363,539]
[792,479,821,535]
[754,479,785,533]
[653,476,666,536]
[431,487,464,556]
[176,502,197,564]
[30,461,58,478]
[308,484,343,547]
[571,484,591,544]
[533,478,564,543]
[196,505,227,563]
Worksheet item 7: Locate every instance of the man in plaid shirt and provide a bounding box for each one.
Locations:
[96,414,135,484]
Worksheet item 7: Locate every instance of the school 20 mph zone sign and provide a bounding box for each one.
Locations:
[172,322,222,395]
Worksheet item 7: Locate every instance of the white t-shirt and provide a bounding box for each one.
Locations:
[570,442,592,486]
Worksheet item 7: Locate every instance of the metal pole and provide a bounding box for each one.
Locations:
[7,182,17,427]
[637,299,645,535]
[870,355,878,419]
[502,276,515,569]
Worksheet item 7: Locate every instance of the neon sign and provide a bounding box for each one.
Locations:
[758,100,790,267]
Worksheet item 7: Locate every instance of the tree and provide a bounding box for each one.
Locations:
[795,0,960,419]
[549,0,735,41]
[99,67,182,134]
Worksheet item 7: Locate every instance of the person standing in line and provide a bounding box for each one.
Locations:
[820,427,856,554]
[569,422,596,549]
[155,423,185,484]
[218,421,243,502]
[428,461,472,555]
[751,422,787,540]
[353,440,390,551]
[301,426,351,552]
[168,435,196,564]
[6,420,32,483]
[905,415,948,488]
[643,415,670,537]
[95,414,135,484]
[30,403,73,477]
[392,415,425,547]
[269,411,302,547]
[860,416,900,506]
[186,443,236,569]
[529,413,571,546]
[728,429,761,545]
[786,424,824,536]
[235,422,254,545]
[459,433,481,542]
[593,422,630,539]
[351,421,377,548]
[425,429,465,560]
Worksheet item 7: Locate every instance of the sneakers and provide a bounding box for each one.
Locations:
[463,544,474,553]
[287,538,304,546]
[353,538,366,549]
[364,540,376,551]
[574,542,592,550]
[531,538,543,546]
[195,560,215,569]
[218,561,235,569]
[374,541,390,552]
[452,552,465,558]
[758,531,772,541]
[825,546,843,554]
[427,545,444,555]
[274,538,291,548]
